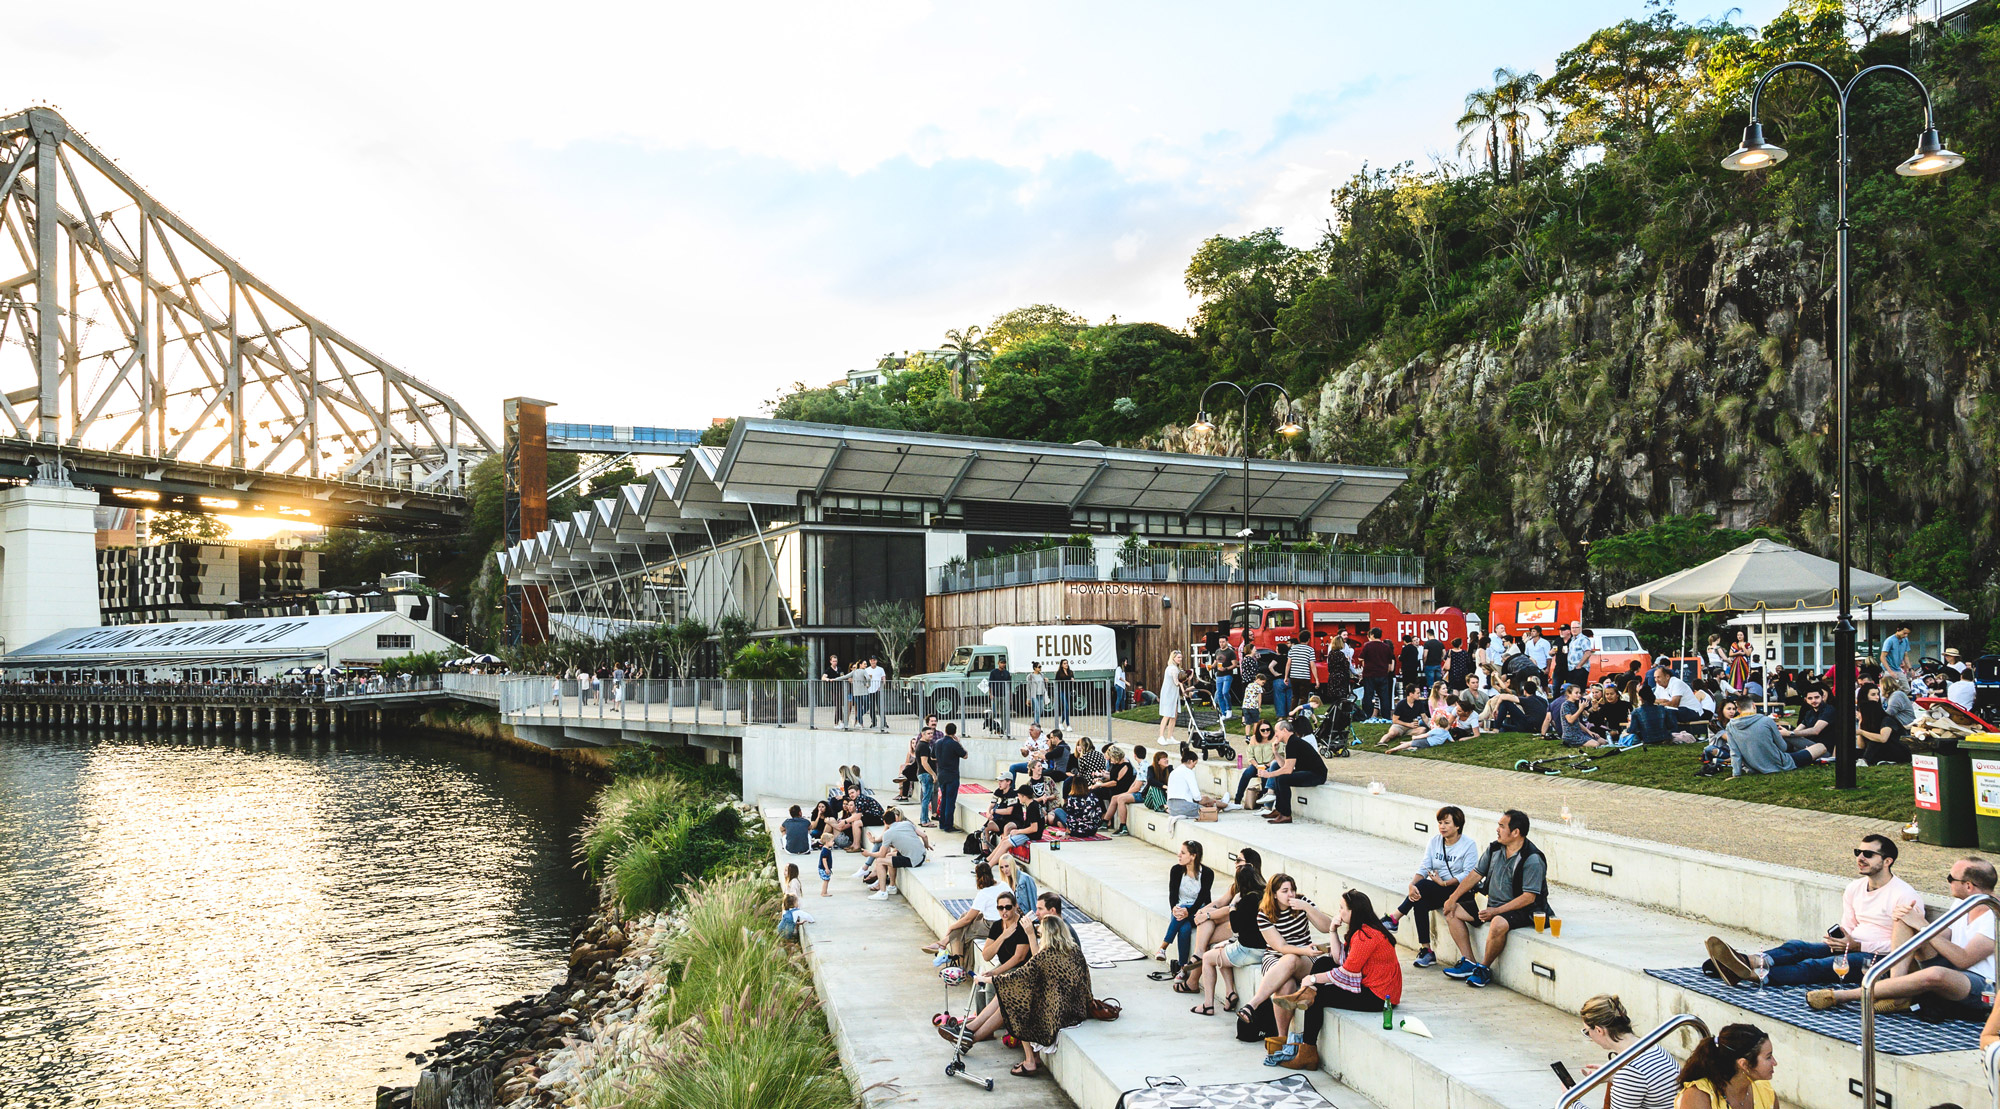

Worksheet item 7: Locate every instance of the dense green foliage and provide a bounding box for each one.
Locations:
[599,874,848,1109]
[757,0,2000,647]
[578,767,761,917]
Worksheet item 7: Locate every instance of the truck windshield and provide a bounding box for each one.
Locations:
[1264,611,1295,629]
[948,646,975,669]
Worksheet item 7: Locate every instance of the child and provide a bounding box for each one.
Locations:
[817,842,834,897]
[784,863,804,902]
[778,894,816,941]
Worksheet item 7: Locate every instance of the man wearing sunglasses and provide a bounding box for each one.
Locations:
[1806,856,1995,1014]
[1704,834,1923,987]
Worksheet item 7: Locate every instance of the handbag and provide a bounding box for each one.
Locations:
[1089,996,1123,1021]
[1142,785,1167,813]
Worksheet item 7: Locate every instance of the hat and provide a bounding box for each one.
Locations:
[1946,648,1962,658]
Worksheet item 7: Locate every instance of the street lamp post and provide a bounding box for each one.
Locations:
[1190,383,1304,686]
[1722,62,1963,790]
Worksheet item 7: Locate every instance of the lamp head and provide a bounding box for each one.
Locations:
[1190,411,1215,435]
[1277,412,1304,437]
[1896,127,1964,176]
[1721,121,1787,172]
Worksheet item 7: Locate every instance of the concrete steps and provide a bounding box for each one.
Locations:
[952,789,1984,1109]
[891,827,1384,1109]
[1025,831,1591,1109]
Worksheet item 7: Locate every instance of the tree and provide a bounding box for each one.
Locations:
[1491,67,1548,182]
[1457,86,1504,184]
[938,325,993,400]
[149,510,228,544]
[986,304,1089,353]
[666,618,711,678]
[1542,6,1741,149]
[727,639,807,679]
[858,600,925,678]
[1586,515,1791,590]
[699,418,735,447]
[715,613,755,664]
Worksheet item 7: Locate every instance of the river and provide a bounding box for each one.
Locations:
[0,726,600,1108]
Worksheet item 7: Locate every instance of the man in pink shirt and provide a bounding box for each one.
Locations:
[1703,834,1921,986]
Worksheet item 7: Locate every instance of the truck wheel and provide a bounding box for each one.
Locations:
[930,688,961,719]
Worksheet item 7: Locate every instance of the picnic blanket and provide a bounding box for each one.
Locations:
[939,898,1143,965]
[1646,966,1984,1055]
[1118,1073,1331,1109]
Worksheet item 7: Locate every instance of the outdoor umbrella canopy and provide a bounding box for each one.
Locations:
[1604,539,1901,613]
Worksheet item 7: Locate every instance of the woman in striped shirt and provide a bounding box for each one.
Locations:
[1238,874,1334,1027]
[1580,994,1680,1109]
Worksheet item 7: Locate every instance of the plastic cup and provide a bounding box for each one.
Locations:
[1550,917,1563,937]
[1533,911,1547,933]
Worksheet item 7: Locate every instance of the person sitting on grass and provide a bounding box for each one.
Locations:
[1703,833,1920,988]
[1481,674,1547,734]
[942,910,1090,1081]
[1377,687,1429,746]
[1726,694,1827,777]
[1447,700,1482,740]
[859,806,930,900]
[1781,687,1835,752]
[1270,889,1404,1070]
[1588,683,1631,738]
[1194,854,1266,1016]
[1385,805,1480,968]
[1674,1023,1776,1109]
[1385,711,1456,754]
[1157,839,1217,976]
[1237,873,1336,1035]
[1557,684,1596,748]
[1622,683,1677,747]
[1441,809,1551,989]
[922,861,1002,963]
[1856,684,1914,766]
[1807,855,1995,1014]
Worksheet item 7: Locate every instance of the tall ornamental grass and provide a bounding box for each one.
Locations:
[578,774,758,917]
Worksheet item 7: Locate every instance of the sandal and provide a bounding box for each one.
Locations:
[1172,978,1201,994]
[1190,1003,1215,1015]
[1009,1062,1047,1079]
[1224,992,1240,1012]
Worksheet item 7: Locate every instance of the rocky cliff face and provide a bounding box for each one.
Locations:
[1267,220,1992,607]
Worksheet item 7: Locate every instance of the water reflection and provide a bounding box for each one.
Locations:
[0,728,598,1108]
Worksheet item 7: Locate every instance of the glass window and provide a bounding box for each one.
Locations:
[1264,610,1295,629]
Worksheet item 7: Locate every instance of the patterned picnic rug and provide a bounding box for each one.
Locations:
[940,899,1143,964]
[1647,966,1983,1054]
[1118,1073,1331,1109]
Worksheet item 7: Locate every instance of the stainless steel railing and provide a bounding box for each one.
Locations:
[1861,891,2000,1109]
[1555,1014,1709,1109]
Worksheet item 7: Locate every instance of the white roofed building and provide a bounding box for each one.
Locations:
[2,612,461,682]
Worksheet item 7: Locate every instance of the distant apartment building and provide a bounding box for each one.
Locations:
[97,540,321,625]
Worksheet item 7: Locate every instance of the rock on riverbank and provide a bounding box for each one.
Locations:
[376,908,666,1109]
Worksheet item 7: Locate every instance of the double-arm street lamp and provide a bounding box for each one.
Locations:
[1191,382,1305,677]
[1722,62,1963,791]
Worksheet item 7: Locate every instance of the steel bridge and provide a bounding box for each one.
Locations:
[0,108,492,531]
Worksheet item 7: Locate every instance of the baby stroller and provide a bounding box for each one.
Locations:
[1182,705,1237,760]
[1315,696,1355,757]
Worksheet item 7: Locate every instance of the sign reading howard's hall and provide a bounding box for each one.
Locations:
[1067,583,1160,597]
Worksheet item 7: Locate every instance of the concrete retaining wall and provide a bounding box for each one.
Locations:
[741,724,1014,804]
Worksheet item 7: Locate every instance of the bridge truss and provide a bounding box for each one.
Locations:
[0,108,493,530]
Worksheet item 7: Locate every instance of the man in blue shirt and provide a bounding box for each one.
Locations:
[1880,625,1913,676]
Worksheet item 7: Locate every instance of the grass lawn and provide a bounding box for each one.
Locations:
[1113,705,1161,725]
[1352,723,1916,823]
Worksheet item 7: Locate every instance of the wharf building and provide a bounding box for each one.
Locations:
[498,418,1428,683]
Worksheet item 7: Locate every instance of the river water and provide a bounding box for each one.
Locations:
[0,727,600,1108]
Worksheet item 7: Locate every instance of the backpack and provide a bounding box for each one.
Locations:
[963,832,985,856]
[1234,998,1278,1042]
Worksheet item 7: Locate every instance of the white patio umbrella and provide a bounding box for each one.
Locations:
[1606,538,1901,712]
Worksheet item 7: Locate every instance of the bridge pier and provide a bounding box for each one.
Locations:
[0,483,100,656]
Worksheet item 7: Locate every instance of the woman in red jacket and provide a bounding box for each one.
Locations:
[1267,889,1403,1070]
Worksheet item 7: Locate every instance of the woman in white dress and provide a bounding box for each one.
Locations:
[1158,650,1185,741]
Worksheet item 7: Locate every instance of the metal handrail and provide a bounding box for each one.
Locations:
[1985,1040,2000,1109]
[1862,891,2000,1109]
[1556,1013,1709,1109]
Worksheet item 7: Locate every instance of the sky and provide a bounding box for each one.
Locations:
[8,0,1790,454]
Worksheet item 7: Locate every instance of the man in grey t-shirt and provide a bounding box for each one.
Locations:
[864,811,930,899]
[1440,809,1550,989]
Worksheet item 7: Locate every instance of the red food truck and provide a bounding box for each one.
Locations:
[1221,597,1471,682]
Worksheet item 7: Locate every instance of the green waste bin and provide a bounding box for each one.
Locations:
[1956,734,2000,852]
[1914,737,1979,848]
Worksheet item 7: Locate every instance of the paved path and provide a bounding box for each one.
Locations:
[1102,718,1958,898]
[761,802,1074,1109]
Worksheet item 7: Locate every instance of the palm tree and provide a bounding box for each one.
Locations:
[1490,66,1548,183]
[939,325,992,400]
[1456,86,1503,184]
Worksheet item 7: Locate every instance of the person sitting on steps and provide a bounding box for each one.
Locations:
[922,860,1002,963]
[1807,855,1995,1015]
[1269,889,1403,1070]
[1093,746,1141,835]
[1441,809,1551,989]
[1674,1023,1777,1109]
[1231,720,1279,811]
[1157,840,1216,978]
[1237,873,1335,1033]
[1703,833,1921,988]
[1256,719,1327,825]
[1193,852,1266,1016]
[1384,804,1479,968]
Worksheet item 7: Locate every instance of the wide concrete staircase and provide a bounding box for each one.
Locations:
[938,757,1987,1109]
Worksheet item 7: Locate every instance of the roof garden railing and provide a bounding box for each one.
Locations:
[927,544,1423,594]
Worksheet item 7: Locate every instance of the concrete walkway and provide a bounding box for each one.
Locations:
[760,801,1074,1109]
[1104,718,1957,897]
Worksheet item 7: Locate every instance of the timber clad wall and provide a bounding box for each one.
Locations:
[925,581,1435,683]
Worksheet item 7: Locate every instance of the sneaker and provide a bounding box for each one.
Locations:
[868,889,893,901]
[1413,948,1437,969]
[1443,958,1479,979]
[1806,989,1840,1010]
[1704,937,1755,988]
[1381,915,1399,934]
[1466,964,1492,988]
[933,952,952,968]
[853,865,873,880]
